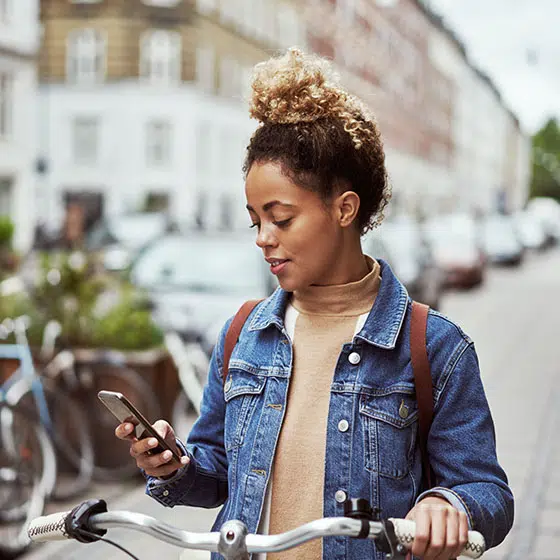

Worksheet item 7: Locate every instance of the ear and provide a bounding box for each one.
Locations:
[334,191,361,228]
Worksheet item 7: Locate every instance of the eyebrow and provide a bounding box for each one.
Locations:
[246,201,295,212]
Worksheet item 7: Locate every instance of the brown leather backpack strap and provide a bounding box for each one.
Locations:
[222,300,263,385]
[410,301,435,489]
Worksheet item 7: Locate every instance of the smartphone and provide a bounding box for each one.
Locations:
[97,390,182,464]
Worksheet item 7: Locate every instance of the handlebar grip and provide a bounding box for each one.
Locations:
[390,518,486,558]
[28,511,71,542]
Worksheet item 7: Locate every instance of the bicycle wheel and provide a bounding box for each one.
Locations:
[74,363,160,481]
[0,402,54,558]
[171,390,197,440]
[6,377,95,501]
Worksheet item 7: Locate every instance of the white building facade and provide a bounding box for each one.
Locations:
[0,0,40,251]
[428,11,530,215]
[39,0,305,236]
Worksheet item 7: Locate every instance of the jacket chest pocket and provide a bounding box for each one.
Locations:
[224,369,266,452]
[359,388,418,479]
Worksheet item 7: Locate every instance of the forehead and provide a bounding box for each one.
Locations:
[245,162,319,209]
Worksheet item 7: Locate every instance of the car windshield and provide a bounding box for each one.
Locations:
[132,235,267,293]
[425,216,478,250]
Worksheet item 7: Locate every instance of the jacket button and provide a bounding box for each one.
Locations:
[338,419,349,432]
[163,490,169,497]
[224,378,232,392]
[348,352,361,365]
[335,490,347,503]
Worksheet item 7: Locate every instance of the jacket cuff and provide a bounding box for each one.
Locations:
[415,487,473,529]
[144,439,194,507]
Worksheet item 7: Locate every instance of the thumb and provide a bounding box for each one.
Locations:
[153,420,174,441]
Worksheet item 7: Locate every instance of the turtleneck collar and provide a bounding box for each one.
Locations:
[291,256,381,316]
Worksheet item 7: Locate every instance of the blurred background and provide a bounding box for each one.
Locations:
[1,1,560,559]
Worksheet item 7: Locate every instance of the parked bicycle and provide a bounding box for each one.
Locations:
[0,316,94,502]
[165,331,208,434]
[27,497,486,559]
[38,320,161,482]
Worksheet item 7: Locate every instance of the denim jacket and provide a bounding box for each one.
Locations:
[146,259,514,559]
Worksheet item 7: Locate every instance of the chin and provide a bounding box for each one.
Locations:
[277,274,309,293]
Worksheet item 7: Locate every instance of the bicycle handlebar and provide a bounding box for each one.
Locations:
[28,502,485,558]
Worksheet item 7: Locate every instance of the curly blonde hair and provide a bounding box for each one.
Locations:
[243,48,391,233]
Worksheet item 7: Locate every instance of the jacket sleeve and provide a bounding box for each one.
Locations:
[146,319,231,509]
[415,341,514,549]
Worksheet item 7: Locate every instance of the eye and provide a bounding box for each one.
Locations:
[273,218,292,228]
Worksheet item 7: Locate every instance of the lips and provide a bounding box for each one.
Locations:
[265,258,290,275]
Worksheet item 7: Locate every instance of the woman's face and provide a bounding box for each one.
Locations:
[245,162,345,292]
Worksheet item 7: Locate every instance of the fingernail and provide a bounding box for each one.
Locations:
[125,424,132,432]
[181,456,189,465]
[149,439,158,447]
[163,451,172,460]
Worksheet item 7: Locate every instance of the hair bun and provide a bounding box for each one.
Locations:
[249,48,355,125]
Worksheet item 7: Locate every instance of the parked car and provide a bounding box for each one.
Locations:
[130,232,276,351]
[481,214,524,266]
[87,212,171,271]
[362,217,444,310]
[526,197,560,245]
[423,214,486,289]
[512,210,548,251]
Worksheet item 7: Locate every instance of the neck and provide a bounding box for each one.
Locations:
[312,236,369,287]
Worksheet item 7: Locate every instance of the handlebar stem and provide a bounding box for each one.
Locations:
[219,520,250,560]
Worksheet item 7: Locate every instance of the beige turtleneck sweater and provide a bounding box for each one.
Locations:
[257,257,381,560]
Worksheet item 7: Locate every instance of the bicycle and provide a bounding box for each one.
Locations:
[27,497,486,559]
[0,317,94,501]
[0,400,55,558]
[38,325,161,482]
[165,331,208,434]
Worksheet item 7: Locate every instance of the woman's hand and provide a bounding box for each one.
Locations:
[115,420,190,478]
[405,496,469,559]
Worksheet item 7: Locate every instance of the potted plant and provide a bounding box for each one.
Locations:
[0,217,19,278]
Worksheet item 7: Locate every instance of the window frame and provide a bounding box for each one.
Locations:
[72,116,100,165]
[66,28,107,85]
[140,29,182,85]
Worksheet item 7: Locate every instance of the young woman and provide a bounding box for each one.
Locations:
[116,49,513,560]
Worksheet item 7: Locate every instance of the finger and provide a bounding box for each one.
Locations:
[143,453,189,474]
[411,504,431,558]
[115,423,135,440]
[445,509,460,559]
[454,512,469,558]
[143,449,175,470]
[130,437,160,458]
[425,507,446,560]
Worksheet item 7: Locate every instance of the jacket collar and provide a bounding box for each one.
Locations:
[249,259,409,350]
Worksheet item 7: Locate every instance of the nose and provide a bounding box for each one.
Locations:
[256,224,278,250]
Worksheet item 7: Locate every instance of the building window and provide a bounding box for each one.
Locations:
[195,46,215,92]
[146,120,172,167]
[197,0,218,15]
[219,56,241,98]
[141,0,180,6]
[66,28,106,84]
[0,0,11,22]
[0,73,12,137]
[140,30,182,85]
[72,117,99,165]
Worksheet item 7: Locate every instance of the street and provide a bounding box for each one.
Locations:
[24,247,560,560]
